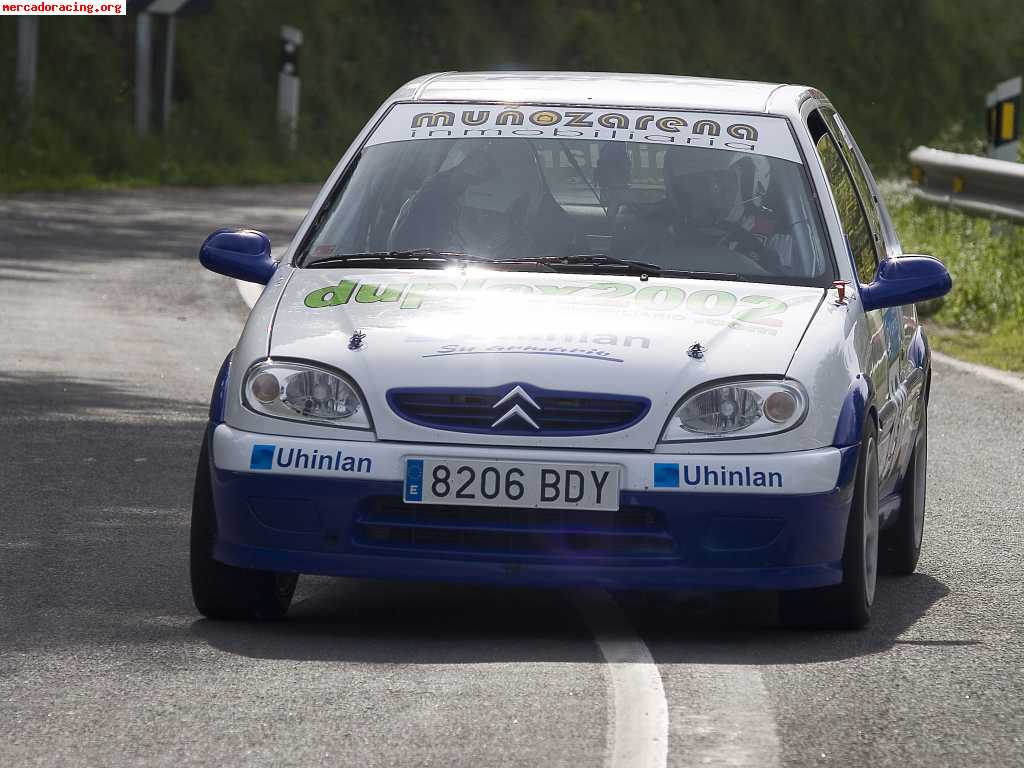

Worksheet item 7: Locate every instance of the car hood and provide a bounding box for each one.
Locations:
[269,268,825,448]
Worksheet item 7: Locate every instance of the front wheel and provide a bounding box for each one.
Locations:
[190,434,297,620]
[781,421,880,630]
[882,404,928,575]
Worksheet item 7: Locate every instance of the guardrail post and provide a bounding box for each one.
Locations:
[985,77,1021,162]
[277,25,302,153]
[161,15,176,129]
[15,16,39,128]
[135,12,153,137]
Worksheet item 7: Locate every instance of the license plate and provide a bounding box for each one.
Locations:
[404,458,621,511]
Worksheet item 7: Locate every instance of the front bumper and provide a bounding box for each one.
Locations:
[208,424,859,591]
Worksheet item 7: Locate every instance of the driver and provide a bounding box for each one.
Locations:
[652,149,792,271]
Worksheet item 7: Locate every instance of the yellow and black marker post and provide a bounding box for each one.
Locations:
[986,76,1021,162]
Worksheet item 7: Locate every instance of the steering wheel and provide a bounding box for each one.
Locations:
[716,221,780,267]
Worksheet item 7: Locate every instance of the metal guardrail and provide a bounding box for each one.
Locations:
[909,146,1024,221]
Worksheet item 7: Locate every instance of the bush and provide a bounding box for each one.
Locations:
[889,202,1024,334]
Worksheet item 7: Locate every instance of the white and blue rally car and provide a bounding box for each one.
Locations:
[192,72,951,628]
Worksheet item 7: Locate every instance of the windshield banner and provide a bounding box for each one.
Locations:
[365,102,802,163]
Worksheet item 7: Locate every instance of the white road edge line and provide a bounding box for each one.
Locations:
[574,590,668,768]
[932,351,1024,393]
[235,245,288,310]
[236,278,262,309]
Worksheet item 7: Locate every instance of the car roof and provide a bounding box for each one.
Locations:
[393,71,814,115]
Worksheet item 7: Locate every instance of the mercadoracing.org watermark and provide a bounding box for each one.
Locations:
[2,1,125,13]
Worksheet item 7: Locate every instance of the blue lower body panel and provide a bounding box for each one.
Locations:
[208,447,857,592]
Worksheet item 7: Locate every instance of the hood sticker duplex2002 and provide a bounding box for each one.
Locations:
[304,276,793,335]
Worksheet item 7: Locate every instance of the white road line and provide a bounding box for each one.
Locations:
[234,245,288,310]
[932,351,1024,393]
[236,278,262,309]
[290,574,334,607]
[574,590,668,768]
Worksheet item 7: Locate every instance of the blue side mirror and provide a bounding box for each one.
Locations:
[860,255,952,312]
[199,229,277,285]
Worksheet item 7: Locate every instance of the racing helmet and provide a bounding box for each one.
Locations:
[664,149,771,226]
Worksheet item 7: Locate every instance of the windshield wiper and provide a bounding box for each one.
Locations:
[305,249,495,269]
[306,250,742,282]
[500,254,741,281]
[499,254,664,274]
[655,269,742,281]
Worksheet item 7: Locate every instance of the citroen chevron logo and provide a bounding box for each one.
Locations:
[493,385,539,410]
[491,385,540,430]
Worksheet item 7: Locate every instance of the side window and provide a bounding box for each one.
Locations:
[831,112,903,258]
[810,112,878,284]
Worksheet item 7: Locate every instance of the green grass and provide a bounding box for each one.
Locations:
[0,164,325,195]
[889,200,1024,372]
[0,107,334,194]
[927,322,1024,372]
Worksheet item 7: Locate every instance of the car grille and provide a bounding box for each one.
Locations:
[387,383,650,436]
[352,498,675,560]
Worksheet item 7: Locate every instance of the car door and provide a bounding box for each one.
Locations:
[808,108,902,482]
[829,111,924,487]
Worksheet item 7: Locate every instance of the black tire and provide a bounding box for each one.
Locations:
[780,421,880,630]
[190,434,297,620]
[881,404,928,575]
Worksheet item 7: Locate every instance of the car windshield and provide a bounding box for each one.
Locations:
[299,103,835,285]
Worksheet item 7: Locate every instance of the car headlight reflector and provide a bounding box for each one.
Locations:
[661,379,806,441]
[250,372,281,404]
[764,390,798,423]
[243,361,370,428]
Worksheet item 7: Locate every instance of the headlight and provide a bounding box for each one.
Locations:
[660,379,806,442]
[243,361,371,429]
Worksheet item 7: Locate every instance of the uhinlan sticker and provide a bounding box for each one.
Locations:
[364,103,803,163]
[250,443,373,474]
[654,462,783,489]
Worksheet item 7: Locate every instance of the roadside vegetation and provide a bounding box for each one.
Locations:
[3,0,1024,191]
[890,201,1024,372]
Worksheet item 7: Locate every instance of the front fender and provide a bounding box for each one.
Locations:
[780,295,868,452]
[209,351,233,424]
[832,373,873,448]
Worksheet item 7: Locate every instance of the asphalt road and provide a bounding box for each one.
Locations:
[1,186,1021,767]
